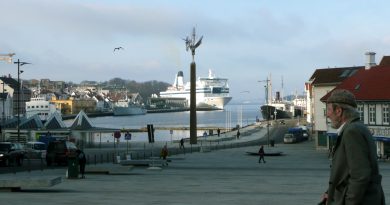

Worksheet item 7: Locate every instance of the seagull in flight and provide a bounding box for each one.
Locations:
[113,47,124,52]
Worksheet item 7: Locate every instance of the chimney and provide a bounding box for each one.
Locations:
[365,51,376,70]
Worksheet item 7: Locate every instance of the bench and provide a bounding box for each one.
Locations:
[120,159,167,166]
[0,176,62,191]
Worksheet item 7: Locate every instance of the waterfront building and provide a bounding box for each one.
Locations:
[50,96,97,115]
[305,66,363,148]
[0,91,12,123]
[0,76,32,118]
[320,55,390,157]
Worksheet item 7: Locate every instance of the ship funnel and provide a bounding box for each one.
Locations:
[365,51,376,70]
[275,91,281,101]
[177,71,184,87]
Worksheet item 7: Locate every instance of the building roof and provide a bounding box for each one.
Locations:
[44,112,67,129]
[321,58,390,102]
[379,56,390,66]
[0,76,18,89]
[20,115,44,129]
[70,110,94,130]
[309,66,363,86]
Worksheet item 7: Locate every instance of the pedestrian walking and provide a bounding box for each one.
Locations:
[179,138,185,154]
[217,128,220,137]
[319,89,385,205]
[258,145,266,163]
[160,145,169,166]
[76,149,86,178]
[236,129,240,139]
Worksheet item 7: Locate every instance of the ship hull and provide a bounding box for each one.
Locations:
[201,96,232,109]
[113,106,147,116]
[260,105,291,120]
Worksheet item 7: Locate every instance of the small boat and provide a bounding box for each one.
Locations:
[113,98,146,116]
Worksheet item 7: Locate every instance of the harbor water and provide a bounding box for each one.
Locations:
[64,103,262,142]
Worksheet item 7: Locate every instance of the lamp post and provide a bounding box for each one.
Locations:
[14,59,30,142]
[259,78,271,146]
[1,82,5,125]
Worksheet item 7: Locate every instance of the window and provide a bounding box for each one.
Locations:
[357,105,364,122]
[383,104,389,125]
[369,105,376,124]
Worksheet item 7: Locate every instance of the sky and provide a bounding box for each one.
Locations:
[1,0,390,104]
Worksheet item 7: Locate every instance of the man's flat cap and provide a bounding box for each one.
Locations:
[327,89,357,108]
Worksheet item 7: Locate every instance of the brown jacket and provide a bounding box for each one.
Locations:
[327,118,385,205]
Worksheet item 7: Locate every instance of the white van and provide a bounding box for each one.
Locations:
[25,142,47,159]
[283,134,296,144]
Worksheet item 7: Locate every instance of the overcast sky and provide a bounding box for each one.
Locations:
[1,0,390,103]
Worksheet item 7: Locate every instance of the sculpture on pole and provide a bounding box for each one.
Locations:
[183,27,203,144]
[183,27,203,62]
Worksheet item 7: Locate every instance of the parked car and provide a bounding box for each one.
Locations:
[25,141,47,159]
[283,133,296,144]
[46,140,77,166]
[0,142,26,166]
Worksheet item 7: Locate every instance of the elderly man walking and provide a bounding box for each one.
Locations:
[320,89,385,205]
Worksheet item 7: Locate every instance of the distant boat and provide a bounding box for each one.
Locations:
[159,69,232,109]
[260,77,306,120]
[25,95,61,123]
[113,98,146,116]
[260,74,292,120]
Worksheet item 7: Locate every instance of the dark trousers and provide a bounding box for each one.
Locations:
[80,163,86,176]
[258,155,265,163]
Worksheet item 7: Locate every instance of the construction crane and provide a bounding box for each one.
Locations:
[0,53,15,63]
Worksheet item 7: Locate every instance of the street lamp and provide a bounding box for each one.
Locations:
[1,82,6,125]
[14,59,30,142]
[259,78,271,146]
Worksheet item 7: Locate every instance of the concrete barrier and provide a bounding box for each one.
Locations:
[0,176,62,191]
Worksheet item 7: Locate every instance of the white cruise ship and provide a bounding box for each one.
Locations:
[25,95,61,122]
[159,70,232,109]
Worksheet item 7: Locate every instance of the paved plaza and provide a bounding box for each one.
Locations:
[1,139,389,205]
[1,121,389,205]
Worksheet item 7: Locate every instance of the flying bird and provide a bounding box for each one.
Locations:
[113,47,124,52]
